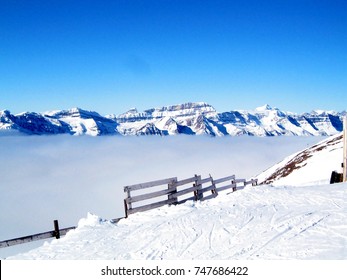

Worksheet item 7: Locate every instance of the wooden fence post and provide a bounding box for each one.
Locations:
[232,179,237,192]
[209,174,218,195]
[124,199,128,218]
[124,187,131,218]
[343,116,347,182]
[193,176,198,201]
[194,174,203,201]
[168,178,178,205]
[53,220,60,239]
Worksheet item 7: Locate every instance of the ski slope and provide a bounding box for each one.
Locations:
[8,182,347,260]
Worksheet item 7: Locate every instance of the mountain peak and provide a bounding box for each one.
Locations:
[156,102,216,113]
[311,109,338,115]
[255,104,273,111]
[126,108,138,114]
[0,109,11,116]
[117,102,216,121]
[45,107,103,119]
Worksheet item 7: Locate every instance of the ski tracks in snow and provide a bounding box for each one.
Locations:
[8,184,347,260]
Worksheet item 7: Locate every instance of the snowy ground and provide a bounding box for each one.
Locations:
[257,134,344,186]
[8,182,347,260]
[2,135,346,260]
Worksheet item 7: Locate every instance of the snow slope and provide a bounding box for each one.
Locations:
[257,133,344,186]
[8,182,347,260]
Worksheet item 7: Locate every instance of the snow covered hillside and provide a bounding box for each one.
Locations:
[257,133,344,186]
[6,135,347,260]
[8,183,347,260]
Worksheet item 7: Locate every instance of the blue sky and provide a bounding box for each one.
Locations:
[1,0,346,115]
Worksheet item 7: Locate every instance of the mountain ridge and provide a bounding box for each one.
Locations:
[1,102,346,136]
[256,133,344,186]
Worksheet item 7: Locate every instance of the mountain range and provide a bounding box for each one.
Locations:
[1,102,346,136]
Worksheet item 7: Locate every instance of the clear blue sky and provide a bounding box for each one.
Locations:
[1,0,346,115]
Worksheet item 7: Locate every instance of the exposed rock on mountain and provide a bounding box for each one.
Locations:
[1,102,345,136]
[257,133,344,185]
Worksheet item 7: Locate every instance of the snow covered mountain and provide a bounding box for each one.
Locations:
[0,108,119,136]
[1,102,345,136]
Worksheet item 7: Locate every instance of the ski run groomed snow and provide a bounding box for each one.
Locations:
[8,184,347,260]
[5,134,347,260]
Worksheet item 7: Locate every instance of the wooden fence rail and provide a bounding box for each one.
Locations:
[0,220,75,249]
[124,174,257,217]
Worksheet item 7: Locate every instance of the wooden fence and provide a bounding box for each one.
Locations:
[124,174,257,217]
[1,173,257,248]
[0,220,75,249]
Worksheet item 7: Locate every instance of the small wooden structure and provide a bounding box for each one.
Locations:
[330,171,343,184]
